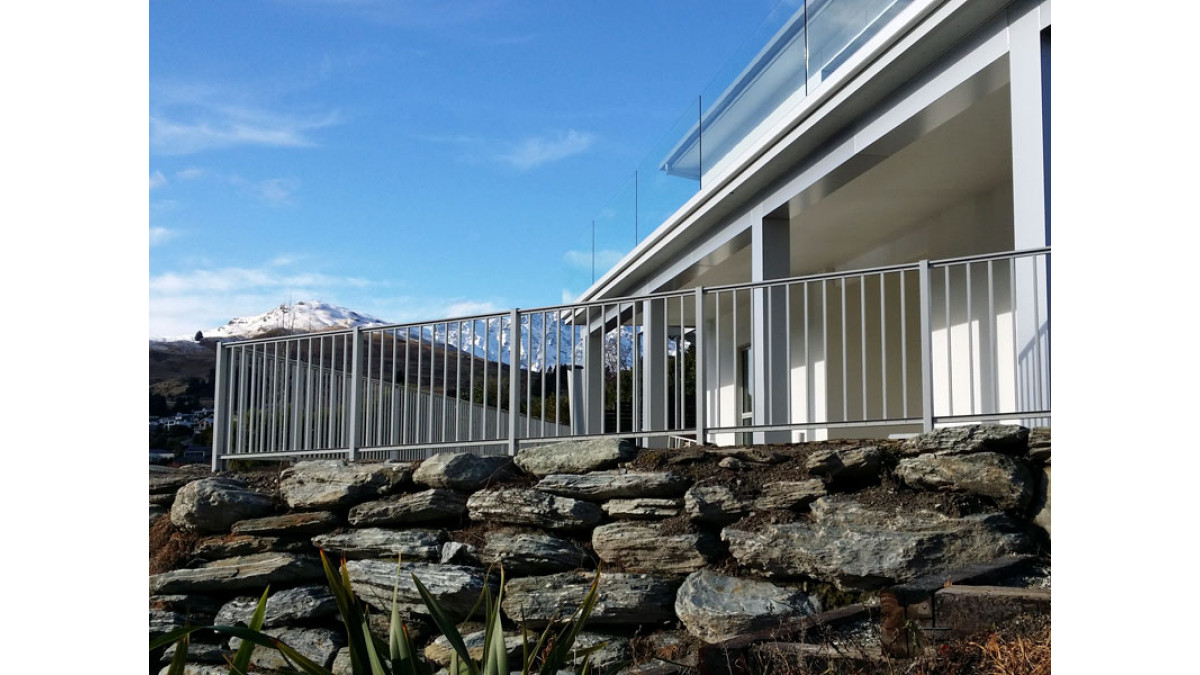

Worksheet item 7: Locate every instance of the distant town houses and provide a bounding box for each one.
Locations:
[149,409,213,430]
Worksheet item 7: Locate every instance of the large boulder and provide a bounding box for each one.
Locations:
[481,530,593,576]
[346,560,495,621]
[149,552,324,594]
[170,478,275,533]
[675,569,821,644]
[895,452,1034,511]
[312,528,446,560]
[229,627,344,671]
[502,571,680,628]
[467,488,604,531]
[279,460,412,511]
[805,446,884,487]
[347,489,468,527]
[592,522,720,574]
[412,452,515,490]
[536,470,690,500]
[684,485,750,526]
[723,496,1033,590]
[1032,466,1051,537]
[901,424,1029,457]
[514,438,637,477]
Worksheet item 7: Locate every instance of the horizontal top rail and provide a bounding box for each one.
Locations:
[218,247,1050,349]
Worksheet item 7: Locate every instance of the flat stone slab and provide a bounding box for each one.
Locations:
[482,530,592,576]
[193,534,314,559]
[280,460,413,511]
[149,473,202,495]
[675,569,821,644]
[170,478,276,533]
[312,528,446,560]
[1028,427,1051,463]
[723,496,1033,590]
[412,451,516,490]
[896,452,1034,511]
[149,552,324,594]
[503,571,681,628]
[592,522,720,575]
[514,438,637,477]
[901,424,1029,457]
[149,594,225,618]
[467,488,604,531]
[603,498,683,520]
[346,559,496,621]
[754,480,825,511]
[215,584,339,628]
[424,630,525,667]
[232,511,340,536]
[230,627,344,671]
[933,585,1051,636]
[348,488,468,527]
[537,470,690,500]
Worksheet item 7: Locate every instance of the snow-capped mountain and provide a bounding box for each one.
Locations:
[418,314,686,372]
[163,301,389,342]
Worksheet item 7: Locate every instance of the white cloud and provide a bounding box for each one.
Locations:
[149,82,341,155]
[497,130,596,170]
[176,167,206,180]
[149,227,178,246]
[562,248,625,273]
[230,175,299,206]
[150,267,370,294]
[150,258,378,337]
[149,171,167,190]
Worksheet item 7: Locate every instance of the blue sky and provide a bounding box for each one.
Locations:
[149,0,794,337]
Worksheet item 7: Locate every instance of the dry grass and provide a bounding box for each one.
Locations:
[149,515,199,575]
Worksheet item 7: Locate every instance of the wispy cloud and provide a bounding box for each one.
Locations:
[176,167,206,180]
[230,175,300,207]
[563,248,624,273]
[422,129,598,170]
[149,227,178,246]
[285,0,504,28]
[498,130,596,170]
[149,171,167,190]
[150,82,341,155]
[150,258,379,337]
[151,267,370,295]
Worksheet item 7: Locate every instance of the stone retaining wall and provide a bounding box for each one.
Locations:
[149,424,1050,674]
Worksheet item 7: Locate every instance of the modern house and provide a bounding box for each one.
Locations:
[209,0,1051,466]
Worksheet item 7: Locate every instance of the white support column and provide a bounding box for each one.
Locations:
[1007,2,1051,424]
[752,214,792,443]
[641,298,667,448]
[584,324,605,435]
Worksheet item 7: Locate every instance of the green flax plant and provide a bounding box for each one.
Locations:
[150,550,603,675]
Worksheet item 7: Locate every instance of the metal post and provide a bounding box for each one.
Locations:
[507,308,521,457]
[348,325,362,461]
[918,260,934,432]
[211,342,226,472]
[694,287,707,445]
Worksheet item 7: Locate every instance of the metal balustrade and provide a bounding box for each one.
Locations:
[212,248,1050,468]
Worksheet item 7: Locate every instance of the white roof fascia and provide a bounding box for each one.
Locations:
[579,0,1016,303]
